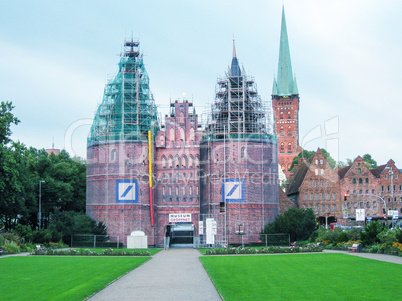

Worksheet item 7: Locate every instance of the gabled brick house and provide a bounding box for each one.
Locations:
[286,148,341,223]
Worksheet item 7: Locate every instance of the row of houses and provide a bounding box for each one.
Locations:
[281,149,402,224]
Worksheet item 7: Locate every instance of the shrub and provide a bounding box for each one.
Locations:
[1,232,22,245]
[378,229,397,247]
[336,231,350,244]
[3,243,21,254]
[361,221,383,246]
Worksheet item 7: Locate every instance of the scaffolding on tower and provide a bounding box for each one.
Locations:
[203,63,274,140]
[88,40,158,144]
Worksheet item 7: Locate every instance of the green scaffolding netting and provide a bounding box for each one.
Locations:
[88,41,158,144]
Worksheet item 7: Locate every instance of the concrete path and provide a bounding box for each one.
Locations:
[323,249,402,264]
[88,248,222,301]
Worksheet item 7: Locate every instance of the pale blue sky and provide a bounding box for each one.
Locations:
[1,0,401,167]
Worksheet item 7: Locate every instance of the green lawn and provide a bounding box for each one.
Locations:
[200,253,402,300]
[0,256,150,300]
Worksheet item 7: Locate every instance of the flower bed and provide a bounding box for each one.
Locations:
[31,248,150,256]
[205,245,323,255]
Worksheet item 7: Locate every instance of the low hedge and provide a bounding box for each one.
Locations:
[205,245,323,255]
[31,248,150,256]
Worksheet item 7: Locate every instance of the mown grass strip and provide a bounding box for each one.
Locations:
[200,253,401,301]
[1,256,149,300]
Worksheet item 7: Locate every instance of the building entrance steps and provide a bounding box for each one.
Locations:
[88,248,222,301]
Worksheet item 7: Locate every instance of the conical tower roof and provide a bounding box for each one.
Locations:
[230,38,241,77]
[273,6,298,97]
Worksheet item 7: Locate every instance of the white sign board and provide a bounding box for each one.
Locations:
[212,220,217,235]
[199,221,204,235]
[206,218,215,245]
[169,213,192,223]
[356,209,365,221]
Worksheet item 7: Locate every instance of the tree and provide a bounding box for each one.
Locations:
[289,149,337,171]
[0,101,20,145]
[262,208,317,241]
[289,150,315,172]
[361,221,383,246]
[49,210,107,245]
[362,154,378,169]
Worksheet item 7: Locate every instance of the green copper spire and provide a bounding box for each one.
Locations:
[273,6,298,97]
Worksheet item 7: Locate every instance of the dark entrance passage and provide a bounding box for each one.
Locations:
[166,223,194,248]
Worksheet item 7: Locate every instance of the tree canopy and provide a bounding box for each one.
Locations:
[289,149,337,171]
[0,101,88,235]
[262,208,317,241]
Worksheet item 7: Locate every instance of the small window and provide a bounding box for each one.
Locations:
[365,178,369,184]
[320,159,324,165]
[373,201,377,208]
[357,168,361,174]
[333,193,336,201]
[327,180,330,188]
[359,178,363,184]
[353,179,356,184]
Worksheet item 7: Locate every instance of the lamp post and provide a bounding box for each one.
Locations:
[385,166,394,228]
[38,180,45,230]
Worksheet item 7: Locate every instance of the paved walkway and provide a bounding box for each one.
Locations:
[87,248,222,301]
[323,249,402,264]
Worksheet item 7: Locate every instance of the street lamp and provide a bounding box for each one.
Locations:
[38,180,45,230]
[385,166,395,227]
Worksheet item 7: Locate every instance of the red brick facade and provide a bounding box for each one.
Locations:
[87,100,279,246]
[285,150,402,223]
[272,95,302,177]
[287,149,341,223]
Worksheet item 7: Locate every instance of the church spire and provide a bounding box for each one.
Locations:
[230,37,241,77]
[273,6,298,97]
[233,37,236,58]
